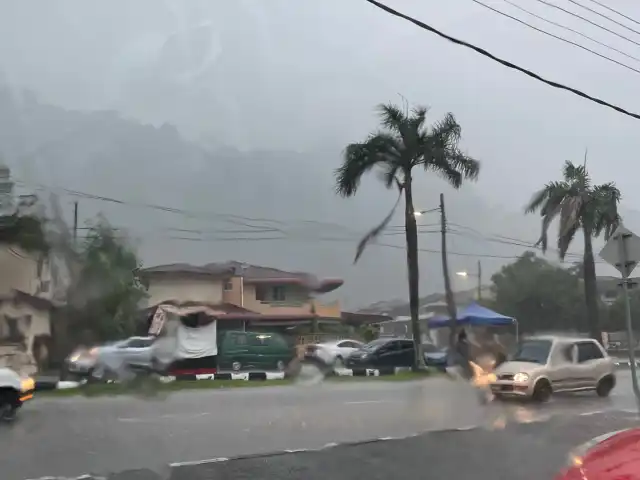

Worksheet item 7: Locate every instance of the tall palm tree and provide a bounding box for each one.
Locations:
[525,160,621,342]
[335,103,480,370]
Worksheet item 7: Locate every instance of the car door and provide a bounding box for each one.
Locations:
[372,341,400,367]
[575,341,606,389]
[219,332,251,371]
[395,340,415,367]
[336,340,362,358]
[124,337,154,367]
[547,342,579,392]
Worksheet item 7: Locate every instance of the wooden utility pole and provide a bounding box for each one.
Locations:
[477,259,482,301]
[440,193,458,347]
[73,201,78,243]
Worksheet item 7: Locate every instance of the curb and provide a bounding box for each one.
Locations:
[333,366,413,377]
[35,371,287,390]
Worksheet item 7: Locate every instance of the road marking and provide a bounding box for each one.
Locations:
[170,457,229,467]
[343,400,389,405]
[118,412,211,423]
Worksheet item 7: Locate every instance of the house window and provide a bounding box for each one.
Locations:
[272,286,286,301]
[223,280,233,291]
[255,285,266,301]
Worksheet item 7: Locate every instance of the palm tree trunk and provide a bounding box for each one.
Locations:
[582,228,602,343]
[403,175,425,370]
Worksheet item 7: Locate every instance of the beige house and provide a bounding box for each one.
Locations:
[0,243,59,375]
[142,261,343,330]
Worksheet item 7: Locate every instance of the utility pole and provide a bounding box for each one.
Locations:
[477,259,482,301]
[73,201,78,243]
[440,193,458,347]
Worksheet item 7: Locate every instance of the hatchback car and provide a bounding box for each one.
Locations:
[490,336,615,402]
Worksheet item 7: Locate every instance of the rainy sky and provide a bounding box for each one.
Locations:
[0,0,639,308]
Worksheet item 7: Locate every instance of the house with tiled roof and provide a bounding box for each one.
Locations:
[141,260,343,331]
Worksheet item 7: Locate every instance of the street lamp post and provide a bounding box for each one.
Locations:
[456,260,482,301]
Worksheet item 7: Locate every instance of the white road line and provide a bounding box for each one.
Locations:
[118,412,211,423]
[170,457,229,467]
[343,400,389,405]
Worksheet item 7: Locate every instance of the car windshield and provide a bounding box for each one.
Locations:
[512,340,552,364]
[362,339,390,351]
[422,343,441,353]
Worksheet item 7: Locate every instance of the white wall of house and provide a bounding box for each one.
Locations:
[0,244,52,298]
[147,276,224,306]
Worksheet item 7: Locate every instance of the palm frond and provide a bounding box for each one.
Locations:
[408,106,429,132]
[354,190,403,264]
[429,112,461,146]
[562,160,590,191]
[335,133,400,197]
[377,103,408,135]
[557,219,580,259]
[591,182,622,240]
[558,195,583,246]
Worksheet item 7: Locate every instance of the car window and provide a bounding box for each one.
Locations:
[398,340,414,351]
[339,341,360,349]
[232,333,248,346]
[124,338,153,348]
[249,333,288,348]
[512,339,552,364]
[577,341,604,362]
[362,339,390,351]
[422,343,439,353]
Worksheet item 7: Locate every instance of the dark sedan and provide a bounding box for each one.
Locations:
[345,338,415,370]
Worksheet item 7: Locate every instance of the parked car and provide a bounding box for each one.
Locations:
[422,343,449,370]
[345,338,415,369]
[555,428,638,479]
[490,335,615,402]
[0,367,35,422]
[65,336,156,380]
[217,330,297,372]
[304,339,364,367]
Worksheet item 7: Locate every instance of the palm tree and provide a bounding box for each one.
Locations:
[525,160,621,342]
[335,103,480,370]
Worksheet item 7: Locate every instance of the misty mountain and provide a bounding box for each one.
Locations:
[0,79,574,308]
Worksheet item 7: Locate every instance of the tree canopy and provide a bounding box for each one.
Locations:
[66,217,148,344]
[487,251,585,333]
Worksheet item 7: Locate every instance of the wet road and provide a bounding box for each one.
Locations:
[4,373,640,480]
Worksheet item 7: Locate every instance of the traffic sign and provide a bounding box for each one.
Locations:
[599,225,640,278]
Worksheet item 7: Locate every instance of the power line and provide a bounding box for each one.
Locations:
[362,0,640,121]
[584,0,640,27]
[499,0,640,64]
[471,0,640,75]
[532,0,640,48]
[565,0,640,37]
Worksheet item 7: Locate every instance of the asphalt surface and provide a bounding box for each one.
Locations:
[5,372,640,480]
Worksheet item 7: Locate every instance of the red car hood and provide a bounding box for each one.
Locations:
[557,428,640,479]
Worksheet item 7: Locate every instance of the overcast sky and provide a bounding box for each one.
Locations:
[1,0,640,308]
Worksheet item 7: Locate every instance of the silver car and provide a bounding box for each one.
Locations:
[66,336,156,379]
[490,335,615,402]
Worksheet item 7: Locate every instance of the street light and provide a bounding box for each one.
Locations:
[455,261,482,300]
[413,207,439,217]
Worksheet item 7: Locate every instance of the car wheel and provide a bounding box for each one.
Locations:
[276,360,286,372]
[232,361,242,372]
[532,379,552,403]
[596,375,615,397]
[0,389,18,422]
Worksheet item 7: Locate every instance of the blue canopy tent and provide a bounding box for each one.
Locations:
[428,302,518,338]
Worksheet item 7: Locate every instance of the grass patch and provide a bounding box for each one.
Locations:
[36,369,437,398]
[38,377,293,398]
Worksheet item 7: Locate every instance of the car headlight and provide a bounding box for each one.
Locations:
[513,373,529,383]
[567,429,629,468]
